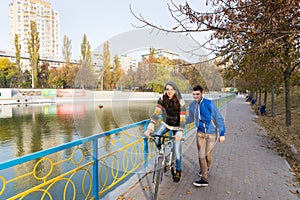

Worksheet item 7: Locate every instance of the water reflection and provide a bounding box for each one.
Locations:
[0,100,156,163]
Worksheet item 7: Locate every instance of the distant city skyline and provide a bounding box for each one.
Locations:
[0,0,211,59]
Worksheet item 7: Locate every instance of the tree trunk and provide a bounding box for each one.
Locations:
[264,89,267,105]
[271,83,275,117]
[255,91,258,102]
[284,70,291,126]
[258,89,261,105]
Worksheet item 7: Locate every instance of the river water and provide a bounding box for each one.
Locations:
[0,100,160,163]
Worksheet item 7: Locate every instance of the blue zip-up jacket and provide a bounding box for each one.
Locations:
[186,98,226,136]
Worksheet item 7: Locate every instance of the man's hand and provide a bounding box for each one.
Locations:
[219,136,225,143]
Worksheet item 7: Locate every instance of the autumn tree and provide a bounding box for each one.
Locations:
[177,62,205,90]
[14,34,22,86]
[64,65,79,88]
[81,34,92,64]
[137,48,190,92]
[132,0,300,126]
[48,68,60,88]
[102,41,112,90]
[0,58,20,88]
[39,61,50,88]
[77,34,95,89]
[209,0,299,126]
[197,60,224,91]
[61,35,81,88]
[14,34,21,70]
[76,61,96,89]
[48,65,79,88]
[28,21,40,89]
[62,35,72,66]
[21,70,31,88]
[112,55,124,90]
[136,48,162,91]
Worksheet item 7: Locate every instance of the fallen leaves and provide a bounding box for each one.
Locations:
[268,182,274,186]
[186,190,192,195]
[254,91,300,182]
[117,194,133,200]
[289,189,299,195]
[226,191,232,195]
[143,186,150,191]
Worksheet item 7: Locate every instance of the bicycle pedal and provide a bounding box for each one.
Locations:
[164,166,169,173]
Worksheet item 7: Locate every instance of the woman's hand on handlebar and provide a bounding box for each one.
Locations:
[144,122,155,137]
[144,129,152,137]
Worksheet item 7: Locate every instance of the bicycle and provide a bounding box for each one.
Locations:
[148,133,182,200]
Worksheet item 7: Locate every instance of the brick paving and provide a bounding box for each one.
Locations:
[121,95,299,200]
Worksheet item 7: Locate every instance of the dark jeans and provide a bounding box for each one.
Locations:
[155,123,182,171]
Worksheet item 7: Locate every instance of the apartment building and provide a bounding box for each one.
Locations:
[120,55,137,74]
[141,49,179,60]
[91,52,138,75]
[9,0,60,57]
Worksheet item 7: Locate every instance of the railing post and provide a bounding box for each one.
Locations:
[92,139,99,200]
[143,123,149,168]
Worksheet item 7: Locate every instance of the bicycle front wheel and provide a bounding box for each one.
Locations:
[153,156,163,200]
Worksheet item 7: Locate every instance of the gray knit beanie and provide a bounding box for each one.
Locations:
[164,81,185,106]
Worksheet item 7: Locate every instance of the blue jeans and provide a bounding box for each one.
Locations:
[155,123,182,171]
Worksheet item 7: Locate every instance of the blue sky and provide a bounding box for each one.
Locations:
[0,0,210,59]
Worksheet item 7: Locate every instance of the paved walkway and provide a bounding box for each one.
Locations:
[121,95,299,200]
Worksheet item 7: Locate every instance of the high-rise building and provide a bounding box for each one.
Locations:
[9,0,60,57]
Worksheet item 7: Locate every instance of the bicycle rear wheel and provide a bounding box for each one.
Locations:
[153,156,163,200]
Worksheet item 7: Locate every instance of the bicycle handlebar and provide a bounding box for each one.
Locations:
[147,134,185,142]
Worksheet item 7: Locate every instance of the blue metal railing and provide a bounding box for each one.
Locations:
[0,120,150,200]
[0,120,148,171]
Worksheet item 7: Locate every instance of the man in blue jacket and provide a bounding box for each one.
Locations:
[186,85,226,187]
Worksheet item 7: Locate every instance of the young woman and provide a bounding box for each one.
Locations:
[144,81,186,182]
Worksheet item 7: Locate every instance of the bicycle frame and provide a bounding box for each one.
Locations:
[150,134,176,200]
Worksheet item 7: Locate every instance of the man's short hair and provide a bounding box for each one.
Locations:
[193,85,203,92]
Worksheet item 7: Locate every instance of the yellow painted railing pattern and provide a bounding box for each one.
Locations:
[0,125,146,199]
[97,137,145,195]
[1,147,94,200]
